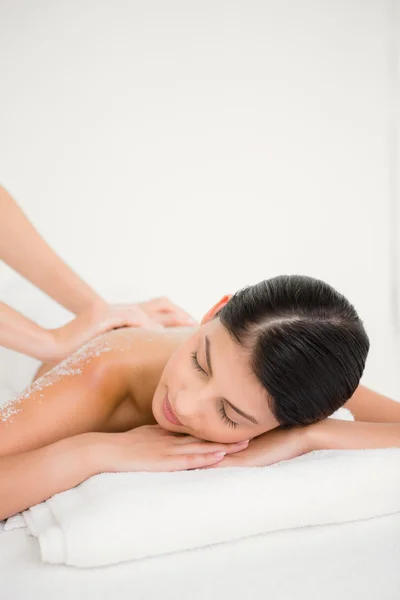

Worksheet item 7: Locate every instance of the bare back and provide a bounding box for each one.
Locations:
[0,327,193,458]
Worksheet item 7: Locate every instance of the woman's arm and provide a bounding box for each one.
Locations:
[0,185,103,314]
[0,186,173,360]
[0,301,54,362]
[0,185,197,326]
[0,432,101,520]
[343,385,400,423]
[209,385,400,469]
[308,419,400,450]
[309,385,400,449]
[0,298,165,362]
[307,384,400,450]
[0,425,246,520]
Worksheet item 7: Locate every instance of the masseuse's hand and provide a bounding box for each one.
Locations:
[44,298,197,363]
[98,425,250,472]
[138,297,198,328]
[45,302,165,362]
[201,425,312,469]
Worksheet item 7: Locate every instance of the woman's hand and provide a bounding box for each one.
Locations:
[45,302,164,362]
[96,425,250,473]
[44,298,198,362]
[138,297,198,328]
[201,425,312,469]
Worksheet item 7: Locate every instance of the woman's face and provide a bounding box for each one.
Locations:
[152,298,280,443]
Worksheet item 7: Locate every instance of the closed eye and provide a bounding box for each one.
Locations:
[190,350,238,428]
[190,351,206,374]
[218,401,238,429]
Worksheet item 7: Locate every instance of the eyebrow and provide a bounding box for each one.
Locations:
[204,335,259,425]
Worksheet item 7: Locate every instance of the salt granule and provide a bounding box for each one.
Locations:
[0,334,113,424]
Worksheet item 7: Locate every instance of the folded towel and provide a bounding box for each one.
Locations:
[4,408,400,568]
[1,408,353,536]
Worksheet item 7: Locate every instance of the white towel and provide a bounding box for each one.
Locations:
[0,408,354,535]
[5,408,400,568]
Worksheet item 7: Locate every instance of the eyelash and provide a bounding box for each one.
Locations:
[190,351,205,374]
[218,401,238,429]
[190,351,238,429]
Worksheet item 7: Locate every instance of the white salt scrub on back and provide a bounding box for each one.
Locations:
[0,326,181,423]
[0,334,113,423]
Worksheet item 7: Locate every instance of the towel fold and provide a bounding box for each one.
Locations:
[4,408,400,568]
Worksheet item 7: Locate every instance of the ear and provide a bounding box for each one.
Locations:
[201,294,233,325]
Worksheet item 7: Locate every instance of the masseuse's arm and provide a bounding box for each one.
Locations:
[0,298,160,363]
[309,385,400,450]
[0,185,105,314]
[0,185,196,323]
[0,301,56,362]
[0,185,185,361]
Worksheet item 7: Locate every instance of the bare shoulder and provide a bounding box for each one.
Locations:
[33,328,161,380]
[96,327,188,398]
[0,326,193,456]
[0,329,159,456]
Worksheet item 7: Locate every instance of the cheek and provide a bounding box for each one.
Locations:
[161,353,194,400]
[195,428,248,444]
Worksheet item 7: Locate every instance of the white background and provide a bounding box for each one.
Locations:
[0,0,399,398]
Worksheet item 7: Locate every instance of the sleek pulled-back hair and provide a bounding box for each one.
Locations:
[217,275,369,428]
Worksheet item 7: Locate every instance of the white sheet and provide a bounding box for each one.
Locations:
[1,512,400,600]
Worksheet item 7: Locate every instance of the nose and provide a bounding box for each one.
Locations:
[174,390,202,422]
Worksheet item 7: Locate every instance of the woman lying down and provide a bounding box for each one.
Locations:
[1,275,400,521]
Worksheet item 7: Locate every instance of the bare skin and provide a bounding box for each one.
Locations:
[2,294,400,461]
[32,326,192,434]
[1,295,400,520]
[0,295,275,456]
[0,185,197,362]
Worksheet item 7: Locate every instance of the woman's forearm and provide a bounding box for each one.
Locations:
[309,418,400,451]
[0,433,101,521]
[0,301,55,361]
[0,185,103,314]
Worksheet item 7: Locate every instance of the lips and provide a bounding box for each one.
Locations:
[162,393,183,426]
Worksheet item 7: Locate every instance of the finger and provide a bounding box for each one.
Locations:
[198,456,238,470]
[167,451,227,472]
[152,313,198,328]
[224,442,250,455]
[169,434,203,443]
[150,299,198,325]
[172,441,249,454]
[108,320,163,333]
[151,313,183,327]
[167,309,198,325]
[151,297,173,311]
[110,305,165,331]
[124,309,164,331]
[110,312,163,331]
[172,434,249,446]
